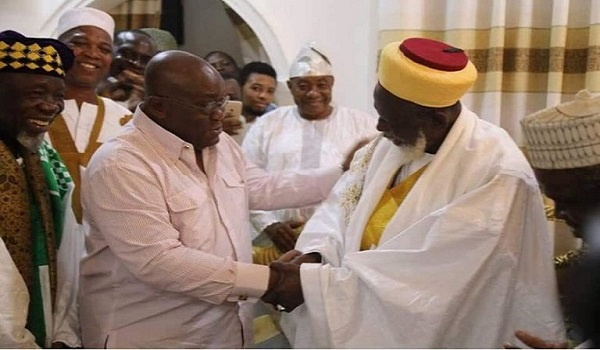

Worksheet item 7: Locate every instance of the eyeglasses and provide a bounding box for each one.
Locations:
[153,95,230,115]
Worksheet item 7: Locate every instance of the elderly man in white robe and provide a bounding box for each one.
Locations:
[261,38,566,348]
[243,43,377,261]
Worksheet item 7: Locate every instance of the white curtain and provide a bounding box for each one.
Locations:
[379,0,600,144]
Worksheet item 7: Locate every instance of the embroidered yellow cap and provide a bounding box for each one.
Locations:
[0,30,74,78]
[378,38,477,108]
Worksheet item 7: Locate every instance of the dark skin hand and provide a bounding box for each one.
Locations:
[261,261,304,312]
[277,249,303,263]
[261,251,322,312]
[503,330,567,349]
[264,220,304,253]
[291,252,321,265]
[277,249,321,265]
[98,69,145,111]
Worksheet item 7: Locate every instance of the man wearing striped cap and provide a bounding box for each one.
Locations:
[0,30,81,348]
[266,37,565,348]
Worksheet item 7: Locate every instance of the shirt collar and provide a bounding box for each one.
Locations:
[132,106,194,161]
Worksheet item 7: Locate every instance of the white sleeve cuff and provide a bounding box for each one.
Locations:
[227,262,270,302]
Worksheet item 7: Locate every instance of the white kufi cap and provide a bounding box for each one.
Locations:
[521,90,600,169]
[56,7,115,40]
[289,42,332,78]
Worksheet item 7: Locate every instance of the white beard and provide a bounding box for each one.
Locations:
[17,131,44,152]
[398,131,427,162]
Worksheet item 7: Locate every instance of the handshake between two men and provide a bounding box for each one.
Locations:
[261,250,323,312]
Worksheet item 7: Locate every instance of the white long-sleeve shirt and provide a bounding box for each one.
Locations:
[79,107,342,348]
[242,105,377,237]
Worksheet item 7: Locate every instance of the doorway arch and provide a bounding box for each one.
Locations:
[221,0,288,80]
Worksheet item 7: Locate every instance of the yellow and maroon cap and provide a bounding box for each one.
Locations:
[378,38,477,107]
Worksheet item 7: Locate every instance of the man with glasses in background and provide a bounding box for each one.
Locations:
[78,50,355,348]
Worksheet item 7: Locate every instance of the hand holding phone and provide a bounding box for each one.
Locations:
[222,100,243,135]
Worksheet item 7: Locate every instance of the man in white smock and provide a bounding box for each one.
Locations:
[263,38,566,348]
[242,43,377,258]
[47,7,131,226]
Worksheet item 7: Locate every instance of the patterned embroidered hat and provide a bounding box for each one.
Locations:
[0,30,74,78]
[289,42,333,78]
[378,38,478,107]
[521,90,600,170]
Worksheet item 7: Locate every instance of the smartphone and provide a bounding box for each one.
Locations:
[224,100,243,118]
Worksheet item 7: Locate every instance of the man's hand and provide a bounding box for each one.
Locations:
[341,138,371,171]
[503,330,568,349]
[118,69,145,91]
[222,112,243,136]
[290,252,322,265]
[261,261,304,312]
[97,69,146,112]
[277,249,303,263]
[264,220,304,253]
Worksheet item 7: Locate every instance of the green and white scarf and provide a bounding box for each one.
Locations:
[0,139,73,347]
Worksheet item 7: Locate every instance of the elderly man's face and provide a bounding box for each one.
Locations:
[156,68,228,150]
[373,83,432,150]
[0,73,65,150]
[288,76,333,120]
[535,165,600,238]
[60,25,112,89]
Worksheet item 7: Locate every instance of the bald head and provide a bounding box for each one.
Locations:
[141,50,227,150]
[145,50,221,99]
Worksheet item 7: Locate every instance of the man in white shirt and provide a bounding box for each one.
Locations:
[79,50,351,348]
[243,43,377,259]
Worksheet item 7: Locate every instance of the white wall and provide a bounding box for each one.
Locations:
[0,0,125,37]
[179,0,243,63]
[0,0,86,36]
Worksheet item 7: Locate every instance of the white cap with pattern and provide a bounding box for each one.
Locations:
[521,90,600,169]
[289,42,332,78]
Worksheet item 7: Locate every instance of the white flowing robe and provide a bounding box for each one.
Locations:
[281,105,565,348]
[242,105,377,238]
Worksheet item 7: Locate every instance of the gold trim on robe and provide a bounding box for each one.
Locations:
[361,164,428,250]
[48,97,105,223]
